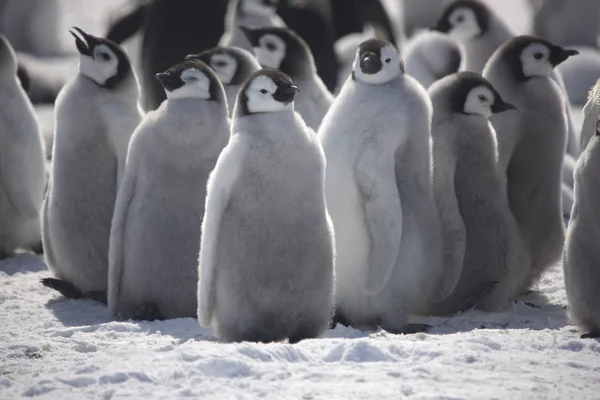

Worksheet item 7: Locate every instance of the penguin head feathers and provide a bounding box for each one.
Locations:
[69,27,133,89]
[429,72,516,119]
[433,0,489,41]
[241,27,316,77]
[155,60,225,102]
[352,39,404,85]
[236,68,299,115]
[185,46,261,86]
[489,35,578,81]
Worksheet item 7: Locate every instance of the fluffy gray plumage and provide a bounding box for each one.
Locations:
[0,35,46,258]
[564,125,600,339]
[108,63,230,321]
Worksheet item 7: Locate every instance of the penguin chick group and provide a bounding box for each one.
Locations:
[0,0,597,343]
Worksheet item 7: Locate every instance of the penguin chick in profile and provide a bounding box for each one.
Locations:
[242,26,333,130]
[185,46,261,115]
[41,28,142,303]
[198,69,335,343]
[219,0,285,52]
[319,39,443,334]
[108,60,230,321]
[564,117,600,339]
[0,35,46,259]
[421,72,526,315]
[403,30,462,88]
[483,36,578,290]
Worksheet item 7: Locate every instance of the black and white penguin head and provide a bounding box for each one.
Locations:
[236,68,299,115]
[431,72,516,119]
[241,27,315,77]
[492,36,578,81]
[433,0,489,41]
[0,34,18,76]
[237,0,279,16]
[69,27,133,89]
[185,46,260,86]
[352,39,404,85]
[155,60,224,102]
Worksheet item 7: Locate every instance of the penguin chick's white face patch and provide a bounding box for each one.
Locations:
[520,43,553,78]
[166,68,211,100]
[447,7,481,41]
[245,75,292,113]
[209,53,238,85]
[464,86,495,119]
[353,45,402,85]
[253,34,286,69]
[80,44,119,86]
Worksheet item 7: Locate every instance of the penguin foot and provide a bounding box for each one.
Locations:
[89,291,107,305]
[382,323,431,335]
[463,281,499,311]
[41,278,83,299]
[580,331,600,339]
[134,303,161,321]
[330,308,350,329]
[31,241,44,255]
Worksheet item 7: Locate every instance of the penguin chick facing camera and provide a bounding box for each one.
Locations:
[198,68,335,343]
[41,28,142,304]
[108,59,230,321]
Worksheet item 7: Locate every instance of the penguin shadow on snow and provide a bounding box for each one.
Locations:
[0,253,46,275]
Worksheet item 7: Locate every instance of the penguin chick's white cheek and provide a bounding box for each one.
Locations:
[79,44,118,86]
[210,53,238,84]
[448,8,481,41]
[353,46,402,85]
[520,43,553,78]
[166,69,211,100]
[253,34,286,69]
[464,86,495,119]
[246,75,292,113]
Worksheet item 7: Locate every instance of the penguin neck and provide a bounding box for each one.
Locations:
[233,108,297,137]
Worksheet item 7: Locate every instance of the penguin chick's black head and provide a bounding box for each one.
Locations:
[490,35,579,81]
[433,0,489,38]
[432,72,515,118]
[69,27,132,89]
[352,38,404,85]
[186,46,259,85]
[240,26,314,77]
[237,68,299,116]
[155,59,223,102]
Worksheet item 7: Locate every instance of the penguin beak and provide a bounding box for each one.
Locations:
[69,27,92,56]
[273,82,299,104]
[360,52,382,75]
[432,18,452,34]
[184,53,199,61]
[240,26,260,46]
[491,100,517,114]
[549,46,579,67]
[155,71,181,92]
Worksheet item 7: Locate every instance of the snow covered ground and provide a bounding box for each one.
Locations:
[3,1,600,399]
[2,256,600,399]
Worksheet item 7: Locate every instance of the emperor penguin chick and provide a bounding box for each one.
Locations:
[41,28,143,303]
[421,72,526,315]
[0,35,46,259]
[219,0,285,52]
[580,78,600,152]
[483,36,578,290]
[319,39,443,334]
[242,26,333,130]
[564,119,600,339]
[198,69,335,343]
[185,46,261,115]
[108,60,230,321]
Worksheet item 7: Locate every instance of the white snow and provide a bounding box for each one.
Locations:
[2,256,600,399]
[4,1,600,399]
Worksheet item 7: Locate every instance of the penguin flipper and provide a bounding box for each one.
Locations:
[198,136,246,327]
[41,278,83,299]
[355,156,402,296]
[0,132,41,218]
[133,303,161,321]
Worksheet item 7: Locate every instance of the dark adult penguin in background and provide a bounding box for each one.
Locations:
[106,0,229,111]
[330,0,397,47]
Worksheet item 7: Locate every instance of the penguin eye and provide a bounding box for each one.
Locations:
[260,89,268,94]
[534,53,544,60]
[266,42,277,52]
[385,58,391,63]
[478,95,488,103]
[214,61,228,68]
[98,52,111,62]
[184,76,198,82]
[455,15,464,23]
